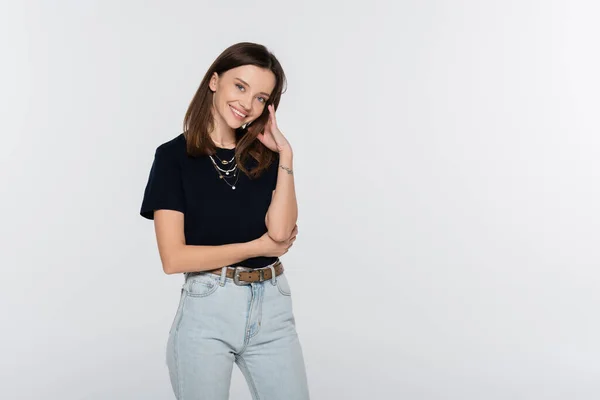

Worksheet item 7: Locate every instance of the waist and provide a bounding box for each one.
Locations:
[207,260,284,285]
[224,256,279,269]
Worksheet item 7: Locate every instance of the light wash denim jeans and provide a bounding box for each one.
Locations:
[166,262,310,399]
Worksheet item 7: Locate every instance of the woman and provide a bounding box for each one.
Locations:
[140,42,310,399]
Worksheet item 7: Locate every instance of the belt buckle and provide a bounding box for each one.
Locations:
[233,266,252,286]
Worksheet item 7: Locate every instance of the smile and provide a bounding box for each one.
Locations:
[229,105,247,120]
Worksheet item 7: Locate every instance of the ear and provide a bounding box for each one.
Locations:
[209,72,218,92]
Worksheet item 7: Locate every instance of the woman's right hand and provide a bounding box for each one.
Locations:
[255,225,298,257]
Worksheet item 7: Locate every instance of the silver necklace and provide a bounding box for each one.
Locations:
[219,170,239,190]
[209,155,240,190]
[209,155,237,175]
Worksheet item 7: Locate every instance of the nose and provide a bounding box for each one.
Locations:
[239,93,252,112]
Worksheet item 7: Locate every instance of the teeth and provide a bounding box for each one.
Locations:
[230,106,246,118]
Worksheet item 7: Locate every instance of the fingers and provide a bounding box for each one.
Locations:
[275,223,298,256]
[285,232,297,253]
[288,226,298,243]
[268,104,278,127]
[287,236,296,249]
[262,121,271,136]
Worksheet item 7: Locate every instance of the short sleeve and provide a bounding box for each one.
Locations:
[140,147,185,220]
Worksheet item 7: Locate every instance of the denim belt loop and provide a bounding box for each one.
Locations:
[268,264,277,285]
[219,266,227,286]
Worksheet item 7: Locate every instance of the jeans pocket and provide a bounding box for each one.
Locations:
[276,273,292,296]
[183,273,219,297]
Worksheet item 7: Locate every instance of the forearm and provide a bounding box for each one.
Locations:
[164,241,260,275]
[266,149,298,241]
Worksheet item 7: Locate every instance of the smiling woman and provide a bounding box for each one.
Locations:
[209,66,275,137]
[139,42,309,400]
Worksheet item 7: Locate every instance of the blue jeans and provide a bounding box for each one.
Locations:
[166,262,310,399]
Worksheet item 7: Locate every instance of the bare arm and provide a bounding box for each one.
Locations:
[265,149,298,242]
[154,210,261,274]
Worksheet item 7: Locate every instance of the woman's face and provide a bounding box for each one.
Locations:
[209,65,276,130]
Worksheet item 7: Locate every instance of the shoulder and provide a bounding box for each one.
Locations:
[154,133,187,159]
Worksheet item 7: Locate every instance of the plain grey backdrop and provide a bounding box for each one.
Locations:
[1,0,599,399]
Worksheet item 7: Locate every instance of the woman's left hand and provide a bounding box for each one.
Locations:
[256,104,292,153]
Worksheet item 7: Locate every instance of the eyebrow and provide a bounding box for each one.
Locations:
[235,78,271,97]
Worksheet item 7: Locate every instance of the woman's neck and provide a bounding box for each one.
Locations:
[209,117,236,148]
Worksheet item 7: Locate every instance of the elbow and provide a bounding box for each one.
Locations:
[160,254,179,275]
[162,262,175,275]
[158,243,187,275]
[266,220,297,243]
[267,229,292,243]
[162,264,176,275]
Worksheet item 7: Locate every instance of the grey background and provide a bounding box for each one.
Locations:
[1,0,599,399]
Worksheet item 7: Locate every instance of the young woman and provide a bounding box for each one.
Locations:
[140,42,310,399]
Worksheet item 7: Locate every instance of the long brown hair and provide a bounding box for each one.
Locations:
[183,42,287,178]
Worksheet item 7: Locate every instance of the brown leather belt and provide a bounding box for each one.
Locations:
[209,260,284,285]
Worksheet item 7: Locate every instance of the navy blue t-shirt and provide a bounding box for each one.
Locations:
[140,133,279,269]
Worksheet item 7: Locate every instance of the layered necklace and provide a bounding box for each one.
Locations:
[209,151,239,190]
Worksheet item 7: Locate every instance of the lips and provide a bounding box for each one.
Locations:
[229,105,247,120]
